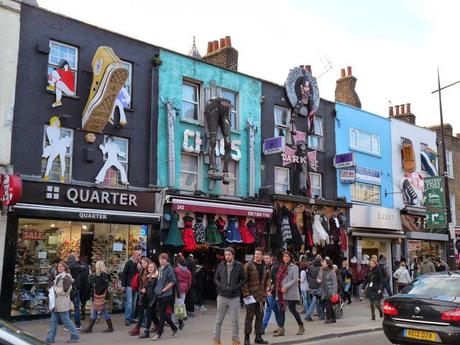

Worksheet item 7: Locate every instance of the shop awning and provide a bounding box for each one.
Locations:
[405,231,449,242]
[170,197,273,219]
[352,229,406,239]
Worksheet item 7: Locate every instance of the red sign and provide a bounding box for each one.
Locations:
[23,230,44,241]
[0,174,22,206]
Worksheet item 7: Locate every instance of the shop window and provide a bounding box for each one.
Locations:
[47,41,78,94]
[41,126,73,183]
[446,150,454,178]
[350,128,380,155]
[101,136,129,188]
[274,106,290,138]
[274,166,290,194]
[308,117,324,150]
[221,160,238,196]
[182,81,200,121]
[121,61,132,108]
[309,172,322,197]
[12,218,148,317]
[222,89,239,131]
[351,182,381,205]
[180,153,199,191]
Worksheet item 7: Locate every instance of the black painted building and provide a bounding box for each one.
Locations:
[260,76,351,261]
[1,3,161,319]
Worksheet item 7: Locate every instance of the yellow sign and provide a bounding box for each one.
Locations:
[404,329,438,342]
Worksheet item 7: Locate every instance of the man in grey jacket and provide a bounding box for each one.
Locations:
[213,247,246,345]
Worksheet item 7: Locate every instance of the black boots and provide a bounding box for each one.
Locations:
[139,330,150,338]
[82,319,96,333]
[254,335,268,344]
[103,319,114,333]
[244,334,251,345]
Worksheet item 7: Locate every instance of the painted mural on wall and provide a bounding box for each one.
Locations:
[82,46,128,133]
[95,137,129,185]
[421,147,438,176]
[47,60,75,108]
[42,116,72,182]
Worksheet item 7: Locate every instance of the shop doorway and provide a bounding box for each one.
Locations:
[80,229,94,264]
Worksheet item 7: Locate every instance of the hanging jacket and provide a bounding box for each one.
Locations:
[328,216,341,244]
[339,228,348,252]
[194,213,206,244]
[303,210,314,248]
[239,217,254,244]
[289,210,303,250]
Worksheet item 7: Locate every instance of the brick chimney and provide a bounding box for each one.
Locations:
[335,66,361,108]
[391,102,416,124]
[202,36,238,71]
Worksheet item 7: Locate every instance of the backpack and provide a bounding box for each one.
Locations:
[130,272,140,291]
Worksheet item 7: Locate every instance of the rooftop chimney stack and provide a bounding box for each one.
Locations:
[400,104,405,114]
[390,102,416,124]
[389,106,394,117]
[395,105,400,115]
[202,36,239,71]
[335,66,361,108]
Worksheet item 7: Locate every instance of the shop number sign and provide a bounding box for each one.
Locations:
[424,176,447,228]
[23,230,44,240]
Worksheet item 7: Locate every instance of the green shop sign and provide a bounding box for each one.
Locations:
[424,176,447,228]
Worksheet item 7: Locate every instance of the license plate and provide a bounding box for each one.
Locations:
[404,329,438,342]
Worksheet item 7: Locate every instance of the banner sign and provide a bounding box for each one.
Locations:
[424,176,447,228]
[340,168,356,183]
[1,174,23,206]
[334,152,355,168]
[355,166,381,185]
[263,137,284,155]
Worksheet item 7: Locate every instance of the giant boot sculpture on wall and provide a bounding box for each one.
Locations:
[204,97,232,184]
[82,46,128,133]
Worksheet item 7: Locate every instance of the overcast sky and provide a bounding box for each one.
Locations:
[38,0,460,134]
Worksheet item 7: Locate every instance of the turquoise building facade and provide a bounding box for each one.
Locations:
[157,49,262,197]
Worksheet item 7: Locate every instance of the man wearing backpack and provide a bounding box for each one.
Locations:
[305,255,323,321]
[122,248,141,326]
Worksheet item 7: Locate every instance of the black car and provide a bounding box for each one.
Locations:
[0,320,47,345]
[383,271,460,345]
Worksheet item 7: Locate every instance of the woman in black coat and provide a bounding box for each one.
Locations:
[361,258,384,321]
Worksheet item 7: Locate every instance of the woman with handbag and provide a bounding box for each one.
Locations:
[129,257,151,336]
[318,259,338,324]
[137,262,160,338]
[361,258,384,321]
[174,254,192,330]
[82,261,113,333]
[46,261,80,343]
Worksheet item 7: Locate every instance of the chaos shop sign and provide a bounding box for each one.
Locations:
[424,176,447,228]
[182,129,242,161]
[19,181,156,213]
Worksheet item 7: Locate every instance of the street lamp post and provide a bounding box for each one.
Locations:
[431,67,457,270]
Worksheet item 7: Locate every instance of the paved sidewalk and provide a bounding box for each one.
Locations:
[15,299,382,345]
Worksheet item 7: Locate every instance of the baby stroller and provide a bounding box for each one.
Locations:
[330,294,345,319]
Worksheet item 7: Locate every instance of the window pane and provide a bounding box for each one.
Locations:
[350,130,357,148]
[275,167,289,194]
[314,117,323,135]
[274,107,289,126]
[230,110,237,130]
[372,136,380,154]
[182,102,198,120]
[275,126,287,138]
[222,161,237,195]
[181,154,198,172]
[308,135,322,150]
[222,90,236,107]
[358,132,372,152]
[182,83,197,103]
[180,172,198,190]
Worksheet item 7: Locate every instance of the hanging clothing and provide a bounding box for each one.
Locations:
[312,213,329,246]
[182,215,197,252]
[206,214,223,245]
[280,217,292,250]
[194,213,206,244]
[226,217,242,243]
[247,220,259,245]
[215,217,227,241]
[303,210,314,248]
[339,228,348,252]
[239,217,254,244]
[289,210,303,250]
[328,216,341,245]
[164,214,184,247]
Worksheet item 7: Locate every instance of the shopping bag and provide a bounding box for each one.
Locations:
[174,298,187,320]
[48,286,56,311]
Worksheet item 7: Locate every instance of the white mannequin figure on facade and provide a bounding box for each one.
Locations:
[95,137,129,185]
[42,116,72,182]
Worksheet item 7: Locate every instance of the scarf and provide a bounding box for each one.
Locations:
[276,263,289,311]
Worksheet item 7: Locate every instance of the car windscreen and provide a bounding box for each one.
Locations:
[403,276,460,301]
[0,321,47,345]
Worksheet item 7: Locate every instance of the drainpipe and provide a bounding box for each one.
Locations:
[247,121,257,197]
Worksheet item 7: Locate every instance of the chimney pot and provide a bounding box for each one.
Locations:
[395,105,400,115]
[400,104,405,114]
[220,38,226,48]
[305,65,312,73]
[389,106,394,117]
[213,40,219,51]
[207,41,213,54]
[340,68,346,78]
[347,66,352,76]
[225,36,232,47]
[406,103,411,114]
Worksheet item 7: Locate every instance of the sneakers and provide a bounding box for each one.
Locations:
[402,178,418,205]
[81,46,128,133]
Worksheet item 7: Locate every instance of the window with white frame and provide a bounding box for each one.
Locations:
[309,172,322,197]
[222,89,239,130]
[274,106,290,137]
[446,150,454,178]
[180,153,199,191]
[47,41,78,94]
[121,61,133,108]
[308,117,324,150]
[221,160,238,196]
[450,195,456,226]
[350,129,380,155]
[351,182,381,205]
[274,167,290,194]
[41,126,73,183]
[101,136,129,188]
[182,81,200,121]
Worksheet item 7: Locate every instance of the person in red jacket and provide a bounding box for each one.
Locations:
[174,253,192,330]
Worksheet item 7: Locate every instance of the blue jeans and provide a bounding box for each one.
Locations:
[263,294,281,330]
[125,287,136,321]
[73,291,81,327]
[91,308,111,321]
[46,311,79,343]
[301,291,312,311]
[305,293,324,319]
